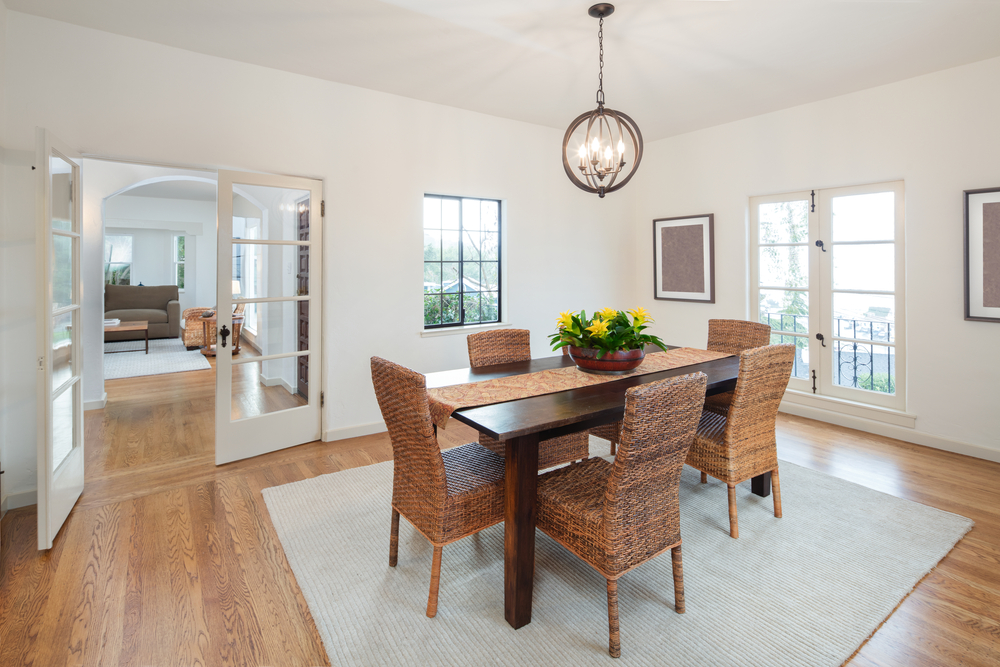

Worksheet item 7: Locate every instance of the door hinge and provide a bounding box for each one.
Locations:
[811,370,818,394]
[38,356,44,371]
[320,200,325,217]
[320,391,325,407]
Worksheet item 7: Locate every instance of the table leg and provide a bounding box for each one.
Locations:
[145,328,149,354]
[751,472,771,497]
[504,433,539,629]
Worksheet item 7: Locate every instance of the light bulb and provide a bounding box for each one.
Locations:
[604,146,612,161]
[618,139,625,155]
[591,137,599,155]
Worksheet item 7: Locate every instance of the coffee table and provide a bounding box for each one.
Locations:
[104,320,149,354]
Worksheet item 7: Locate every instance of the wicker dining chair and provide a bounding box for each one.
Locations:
[370,356,505,618]
[687,344,795,538]
[467,329,590,469]
[561,345,625,456]
[703,319,772,416]
[181,307,211,349]
[536,372,707,658]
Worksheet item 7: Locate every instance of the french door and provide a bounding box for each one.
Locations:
[35,129,84,549]
[750,181,905,410]
[215,171,323,464]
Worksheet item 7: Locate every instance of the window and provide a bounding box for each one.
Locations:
[173,235,185,290]
[750,181,905,410]
[104,234,132,285]
[423,195,501,328]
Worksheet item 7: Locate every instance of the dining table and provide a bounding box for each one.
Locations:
[425,346,769,630]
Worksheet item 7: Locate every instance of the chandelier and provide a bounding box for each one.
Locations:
[562,4,643,198]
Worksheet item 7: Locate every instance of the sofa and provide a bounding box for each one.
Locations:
[104,284,180,342]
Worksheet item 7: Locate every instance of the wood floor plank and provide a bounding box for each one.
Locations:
[3,362,999,666]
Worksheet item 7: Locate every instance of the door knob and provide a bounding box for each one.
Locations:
[220,325,230,348]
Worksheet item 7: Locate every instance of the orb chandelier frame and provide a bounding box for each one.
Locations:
[562,3,643,198]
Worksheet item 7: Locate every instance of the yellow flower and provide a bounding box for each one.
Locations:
[597,307,618,321]
[556,311,575,330]
[627,307,653,324]
[586,319,610,338]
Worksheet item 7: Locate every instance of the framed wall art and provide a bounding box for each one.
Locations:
[653,214,715,303]
[964,187,1000,323]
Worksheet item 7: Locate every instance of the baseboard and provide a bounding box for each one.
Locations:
[322,420,386,442]
[1,489,38,512]
[779,402,1000,464]
[84,392,108,411]
[261,377,296,394]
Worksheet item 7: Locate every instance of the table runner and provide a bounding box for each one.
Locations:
[427,347,732,428]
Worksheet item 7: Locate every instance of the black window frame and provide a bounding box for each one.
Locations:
[422,194,502,330]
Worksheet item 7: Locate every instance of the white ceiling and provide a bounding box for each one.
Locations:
[121,179,217,201]
[11,0,1000,141]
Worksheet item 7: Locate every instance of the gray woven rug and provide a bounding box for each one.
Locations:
[104,337,210,379]
[263,441,972,666]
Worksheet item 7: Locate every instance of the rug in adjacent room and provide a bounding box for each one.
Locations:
[104,337,211,379]
[262,442,972,667]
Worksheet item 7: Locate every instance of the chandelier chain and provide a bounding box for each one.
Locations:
[597,16,605,107]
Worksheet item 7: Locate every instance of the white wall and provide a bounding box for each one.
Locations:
[104,193,218,314]
[632,55,1000,460]
[0,0,12,512]
[1,12,633,498]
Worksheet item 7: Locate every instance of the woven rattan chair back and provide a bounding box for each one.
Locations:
[706,319,771,356]
[604,372,707,575]
[370,357,448,512]
[724,344,796,444]
[467,328,531,367]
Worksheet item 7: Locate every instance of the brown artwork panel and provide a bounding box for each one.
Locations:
[660,225,705,293]
[984,202,1000,308]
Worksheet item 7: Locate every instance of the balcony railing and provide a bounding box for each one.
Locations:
[763,313,895,394]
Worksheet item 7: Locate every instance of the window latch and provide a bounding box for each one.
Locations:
[811,370,817,394]
[815,240,827,252]
[816,333,826,347]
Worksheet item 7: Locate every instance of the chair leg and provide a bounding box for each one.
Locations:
[700,472,707,484]
[772,468,783,518]
[727,483,739,539]
[426,545,443,618]
[671,545,685,614]
[389,509,400,567]
[606,579,621,658]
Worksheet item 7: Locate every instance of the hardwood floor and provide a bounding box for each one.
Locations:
[2,372,999,665]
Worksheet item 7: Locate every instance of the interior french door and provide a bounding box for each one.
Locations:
[35,128,85,549]
[215,170,323,464]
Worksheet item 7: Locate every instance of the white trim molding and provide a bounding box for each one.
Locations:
[419,321,512,338]
[780,398,1000,464]
[84,392,108,411]
[323,420,386,443]
[2,489,39,513]
[782,389,915,428]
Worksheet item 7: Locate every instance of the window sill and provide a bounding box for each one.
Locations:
[420,322,511,338]
[781,389,915,428]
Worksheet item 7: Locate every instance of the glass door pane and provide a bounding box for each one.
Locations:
[829,191,897,396]
[754,197,812,386]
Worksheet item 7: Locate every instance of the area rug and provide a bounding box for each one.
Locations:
[104,338,211,379]
[262,441,972,666]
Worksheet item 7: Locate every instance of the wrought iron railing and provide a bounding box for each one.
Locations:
[763,313,895,394]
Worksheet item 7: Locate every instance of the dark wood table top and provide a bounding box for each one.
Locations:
[425,349,739,441]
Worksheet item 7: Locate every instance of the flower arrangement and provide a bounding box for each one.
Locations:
[549,307,667,358]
